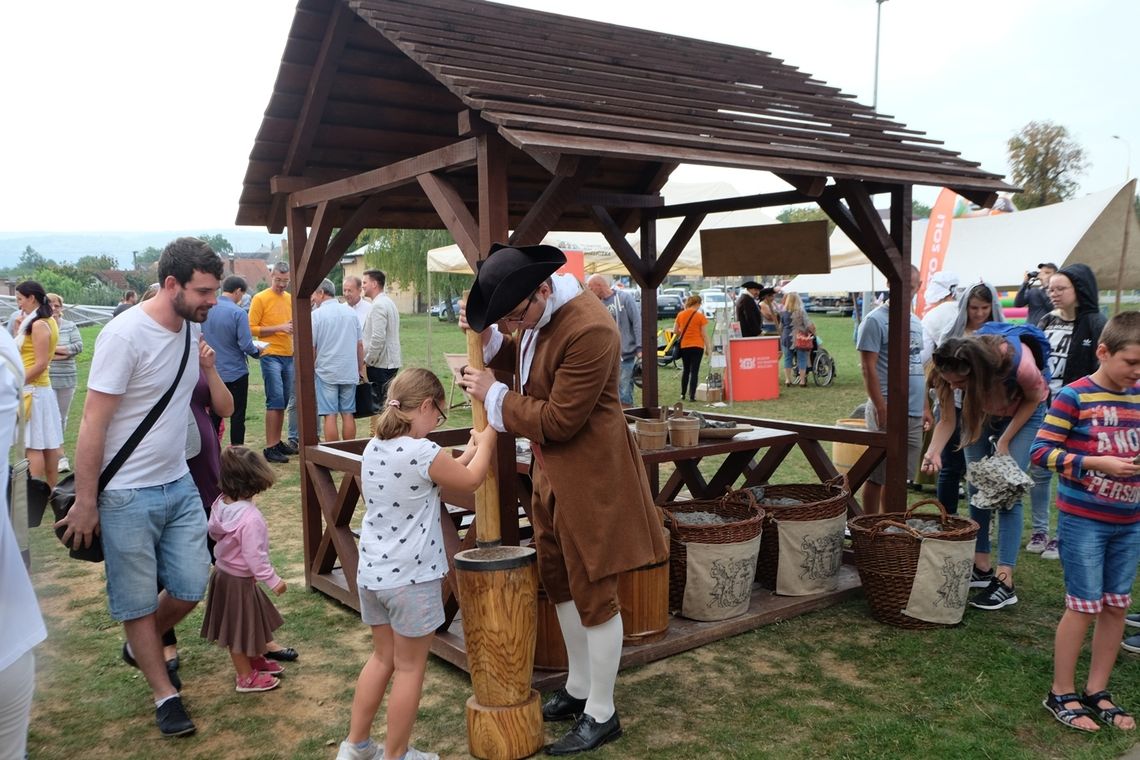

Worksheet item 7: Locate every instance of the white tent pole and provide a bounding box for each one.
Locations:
[427,268,433,372]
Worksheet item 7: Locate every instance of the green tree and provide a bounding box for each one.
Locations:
[75,254,120,273]
[354,228,470,311]
[776,205,833,233]
[1006,121,1087,209]
[18,246,50,273]
[198,234,233,254]
[911,200,932,220]
[134,246,162,270]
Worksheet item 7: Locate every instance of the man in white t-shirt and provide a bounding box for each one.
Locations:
[56,237,224,738]
[342,274,371,328]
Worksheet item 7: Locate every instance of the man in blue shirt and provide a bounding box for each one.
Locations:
[202,276,260,445]
[311,279,365,441]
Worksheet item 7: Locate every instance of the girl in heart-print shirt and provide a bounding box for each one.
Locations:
[338,367,495,760]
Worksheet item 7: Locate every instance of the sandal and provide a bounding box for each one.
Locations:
[1082,689,1135,729]
[1043,691,1098,732]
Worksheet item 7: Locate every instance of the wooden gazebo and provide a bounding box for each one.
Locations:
[237,0,1013,671]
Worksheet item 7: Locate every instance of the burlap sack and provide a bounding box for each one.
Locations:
[681,534,761,621]
[776,513,846,596]
[901,536,975,625]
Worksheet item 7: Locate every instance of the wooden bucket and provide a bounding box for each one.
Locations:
[635,419,668,451]
[831,418,868,476]
[454,546,538,707]
[668,416,700,447]
[618,555,670,645]
[534,586,568,671]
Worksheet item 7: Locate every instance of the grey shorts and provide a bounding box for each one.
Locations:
[864,401,923,486]
[358,578,445,638]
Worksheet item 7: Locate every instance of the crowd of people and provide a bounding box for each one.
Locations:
[3,238,1138,753]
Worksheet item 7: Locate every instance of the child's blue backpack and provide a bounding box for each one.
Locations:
[975,322,1052,393]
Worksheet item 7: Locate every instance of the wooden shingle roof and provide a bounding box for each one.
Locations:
[237,0,1012,232]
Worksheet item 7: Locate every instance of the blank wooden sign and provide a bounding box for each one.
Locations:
[699,220,830,276]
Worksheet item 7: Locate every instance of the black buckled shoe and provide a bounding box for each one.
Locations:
[542,688,587,722]
[263,646,299,662]
[546,712,622,755]
[123,642,181,691]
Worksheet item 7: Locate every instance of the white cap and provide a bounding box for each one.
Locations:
[923,270,959,304]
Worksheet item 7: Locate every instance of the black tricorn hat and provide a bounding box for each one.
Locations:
[465,243,566,332]
[741,280,763,290]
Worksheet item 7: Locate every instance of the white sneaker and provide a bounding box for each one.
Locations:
[403,748,440,760]
[336,740,383,760]
[1041,539,1059,560]
[58,455,71,473]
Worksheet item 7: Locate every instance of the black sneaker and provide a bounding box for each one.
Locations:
[155,695,195,737]
[263,446,288,464]
[970,578,1018,611]
[276,440,298,456]
[969,565,995,589]
[1127,613,1140,630]
[1122,634,1140,653]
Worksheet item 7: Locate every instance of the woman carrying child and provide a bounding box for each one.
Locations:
[1033,311,1140,732]
[337,368,496,760]
[200,446,288,693]
[921,330,1049,611]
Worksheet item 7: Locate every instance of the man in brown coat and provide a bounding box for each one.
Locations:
[461,244,667,756]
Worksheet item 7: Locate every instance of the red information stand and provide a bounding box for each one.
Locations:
[725,337,781,401]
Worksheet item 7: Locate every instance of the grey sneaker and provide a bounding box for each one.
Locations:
[1126,613,1140,629]
[403,748,440,760]
[1123,634,1140,654]
[1041,539,1060,560]
[970,578,1018,611]
[1025,532,1048,553]
[335,740,383,760]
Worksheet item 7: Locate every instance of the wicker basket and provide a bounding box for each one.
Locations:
[847,499,979,629]
[750,477,849,589]
[661,490,765,612]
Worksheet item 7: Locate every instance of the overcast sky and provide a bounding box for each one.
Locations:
[1,0,1135,234]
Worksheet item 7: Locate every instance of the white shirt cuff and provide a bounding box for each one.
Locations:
[485,381,509,433]
[484,328,504,363]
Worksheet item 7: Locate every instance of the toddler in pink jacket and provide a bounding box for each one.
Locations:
[199,446,288,693]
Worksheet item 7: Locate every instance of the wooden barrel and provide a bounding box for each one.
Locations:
[454,546,538,707]
[534,585,568,671]
[618,555,670,645]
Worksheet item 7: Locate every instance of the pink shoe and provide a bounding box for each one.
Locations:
[235,670,280,693]
[249,655,284,675]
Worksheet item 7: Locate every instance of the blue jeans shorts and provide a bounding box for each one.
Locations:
[315,377,356,416]
[358,579,445,638]
[1057,510,1140,613]
[99,473,210,621]
[260,355,294,411]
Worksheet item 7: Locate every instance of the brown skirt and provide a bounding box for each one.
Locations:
[199,568,283,656]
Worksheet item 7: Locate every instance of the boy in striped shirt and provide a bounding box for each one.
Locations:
[1033,311,1140,732]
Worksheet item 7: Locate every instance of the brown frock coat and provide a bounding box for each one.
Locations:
[488,290,668,584]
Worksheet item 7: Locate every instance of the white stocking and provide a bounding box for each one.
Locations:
[583,613,623,722]
[554,601,590,699]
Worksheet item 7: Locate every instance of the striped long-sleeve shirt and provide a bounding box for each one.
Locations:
[1031,376,1140,524]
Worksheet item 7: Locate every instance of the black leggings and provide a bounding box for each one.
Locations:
[679,347,704,400]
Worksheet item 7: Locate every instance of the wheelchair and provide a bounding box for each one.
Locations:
[789,337,836,387]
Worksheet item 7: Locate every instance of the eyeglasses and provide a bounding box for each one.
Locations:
[1047,285,1072,294]
[433,400,448,427]
[499,295,537,327]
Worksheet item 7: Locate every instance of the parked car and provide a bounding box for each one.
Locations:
[657,293,684,319]
[662,287,689,302]
[431,297,460,320]
[698,288,730,319]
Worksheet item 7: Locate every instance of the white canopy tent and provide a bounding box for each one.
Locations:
[784,181,1140,293]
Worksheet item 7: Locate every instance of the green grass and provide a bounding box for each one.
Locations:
[23,311,1140,759]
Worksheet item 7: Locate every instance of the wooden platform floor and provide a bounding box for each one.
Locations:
[431,565,863,691]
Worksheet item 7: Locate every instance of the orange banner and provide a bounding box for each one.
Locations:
[916,188,957,315]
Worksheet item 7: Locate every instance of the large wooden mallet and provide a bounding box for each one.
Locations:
[454,310,542,760]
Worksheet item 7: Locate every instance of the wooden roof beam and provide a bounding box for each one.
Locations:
[268,1,356,231]
[656,189,809,219]
[418,172,480,262]
[296,200,339,298]
[588,205,648,284]
[776,173,827,198]
[652,213,707,282]
[290,138,478,208]
[509,157,599,246]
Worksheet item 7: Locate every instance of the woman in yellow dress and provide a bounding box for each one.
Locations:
[14,281,63,488]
